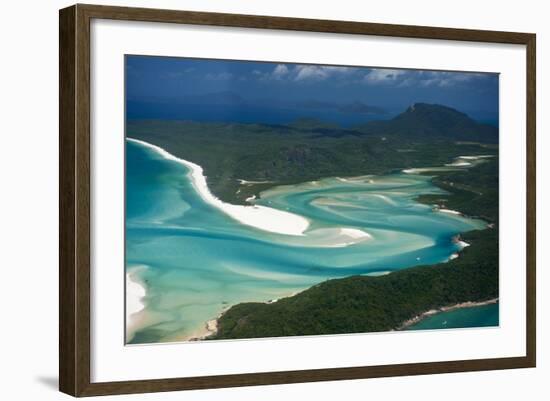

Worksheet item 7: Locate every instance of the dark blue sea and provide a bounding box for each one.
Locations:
[126,101,396,127]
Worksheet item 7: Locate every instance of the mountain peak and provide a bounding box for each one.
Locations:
[396,103,474,125]
[356,103,498,143]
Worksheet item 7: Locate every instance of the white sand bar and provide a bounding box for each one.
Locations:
[128,138,310,236]
[438,208,462,215]
[126,267,147,341]
[126,270,146,320]
[459,155,495,160]
[285,227,372,248]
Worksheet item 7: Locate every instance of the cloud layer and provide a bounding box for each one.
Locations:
[246,63,493,89]
[126,55,499,116]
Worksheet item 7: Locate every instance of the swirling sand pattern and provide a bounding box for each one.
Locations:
[125,139,486,344]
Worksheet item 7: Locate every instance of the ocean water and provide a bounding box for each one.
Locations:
[126,102,498,128]
[126,102,393,127]
[406,303,499,330]
[126,139,488,344]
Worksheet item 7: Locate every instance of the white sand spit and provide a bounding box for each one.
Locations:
[459,155,495,160]
[126,267,148,341]
[438,208,462,215]
[126,271,146,321]
[128,138,310,236]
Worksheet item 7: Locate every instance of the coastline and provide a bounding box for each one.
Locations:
[211,226,499,340]
[127,138,310,236]
[126,139,497,342]
[201,289,306,341]
[208,294,498,341]
[126,266,148,342]
[128,137,376,247]
[452,234,471,250]
[403,154,495,174]
[187,317,220,341]
[397,297,499,330]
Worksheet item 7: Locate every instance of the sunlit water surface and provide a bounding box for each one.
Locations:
[126,139,487,344]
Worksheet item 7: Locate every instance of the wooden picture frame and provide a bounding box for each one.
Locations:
[59,3,536,397]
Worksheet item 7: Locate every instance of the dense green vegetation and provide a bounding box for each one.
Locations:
[126,102,500,339]
[209,156,499,340]
[416,159,499,223]
[212,228,498,339]
[128,104,497,204]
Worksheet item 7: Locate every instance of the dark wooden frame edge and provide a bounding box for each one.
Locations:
[59,3,536,397]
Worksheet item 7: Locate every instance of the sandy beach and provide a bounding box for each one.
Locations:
[403,154,495,175]
[128,138,310,236]
[438,208,462,215]
[445,161,472,167]
[448,252,459,261]
[451,235,471,250]
[459,155,495,160]
[291,227,373,248]
[335,228,373,246]
[126,266,148,341]
[128,139,375,246]
[183,316,223,342]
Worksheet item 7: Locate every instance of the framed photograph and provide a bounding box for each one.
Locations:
[59,4,536,397]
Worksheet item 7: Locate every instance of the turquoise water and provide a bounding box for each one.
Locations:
[406,303,499,330]
[125,139,487,344]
